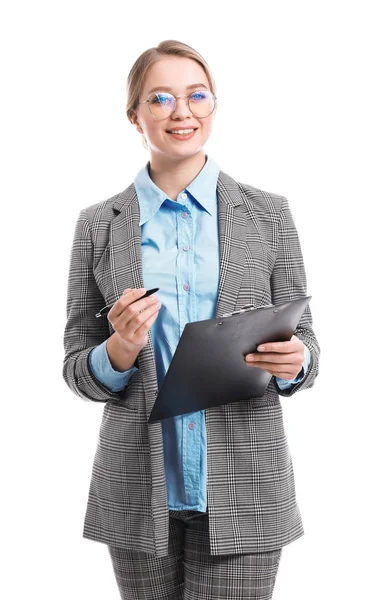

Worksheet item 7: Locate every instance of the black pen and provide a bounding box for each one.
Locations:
[95,288,160,318]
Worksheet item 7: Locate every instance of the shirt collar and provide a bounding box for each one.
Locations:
[134,154,221,226]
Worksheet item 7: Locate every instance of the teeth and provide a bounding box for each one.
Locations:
[168,129,195,134]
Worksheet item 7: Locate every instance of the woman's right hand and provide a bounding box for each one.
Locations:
[107,288,161,353]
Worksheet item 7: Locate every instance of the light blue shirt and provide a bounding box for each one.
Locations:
[89,155,311,511]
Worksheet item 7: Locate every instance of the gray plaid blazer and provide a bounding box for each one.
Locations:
[63,168,320,558]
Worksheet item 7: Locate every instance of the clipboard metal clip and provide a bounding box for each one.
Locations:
[221,303,274,318]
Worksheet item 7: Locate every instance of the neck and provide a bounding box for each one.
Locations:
[148,151,207,201]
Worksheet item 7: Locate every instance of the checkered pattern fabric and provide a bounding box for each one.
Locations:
[108,509,282,599]
[63,169,320,558]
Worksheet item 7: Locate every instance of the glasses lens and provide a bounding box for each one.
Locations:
[148,93,176,119]
[189,91,215,117]
[148,91,215,119]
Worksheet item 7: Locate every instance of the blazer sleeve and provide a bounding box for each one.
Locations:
[62,208,126,403]
[270,196,320,397]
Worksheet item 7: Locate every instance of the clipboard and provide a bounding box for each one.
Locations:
[148,296,311,423]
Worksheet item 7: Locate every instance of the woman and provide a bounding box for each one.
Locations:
[63,39,320,600]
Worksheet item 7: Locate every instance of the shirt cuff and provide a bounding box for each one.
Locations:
[89,340,137,393]
[275,345,311,390]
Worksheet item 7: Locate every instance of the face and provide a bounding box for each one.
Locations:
[131,56,217,161]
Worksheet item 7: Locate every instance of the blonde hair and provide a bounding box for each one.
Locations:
[126,40,217,150]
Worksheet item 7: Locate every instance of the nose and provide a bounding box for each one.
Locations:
[171,96,192,119]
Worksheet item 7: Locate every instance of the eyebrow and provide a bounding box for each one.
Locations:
[147,83,208,95]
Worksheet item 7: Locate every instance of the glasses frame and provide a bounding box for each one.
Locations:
[138,90,217,120]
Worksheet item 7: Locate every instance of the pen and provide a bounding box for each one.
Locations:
[95,288,160,318]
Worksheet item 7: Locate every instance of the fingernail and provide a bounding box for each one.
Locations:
[246,355,254,361]
[258,346,266,351]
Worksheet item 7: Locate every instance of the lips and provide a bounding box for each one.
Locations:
[166,128,198,141]
[166,127,198,133]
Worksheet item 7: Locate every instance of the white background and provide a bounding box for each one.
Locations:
[1,1,391,598]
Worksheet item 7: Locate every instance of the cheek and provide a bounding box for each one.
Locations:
[139,116,161,139]
[147,123,163,138]
[199,120,214,138]
[142,127,166,149]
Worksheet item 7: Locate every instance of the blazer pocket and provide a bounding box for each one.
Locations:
[106,397,138,414]
[248,396,280,409]
[109,372,145,413]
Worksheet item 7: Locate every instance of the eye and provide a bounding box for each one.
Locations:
[190,91,208,101]
[151,93,173,104]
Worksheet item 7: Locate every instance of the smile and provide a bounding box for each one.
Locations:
[166,128,198,140]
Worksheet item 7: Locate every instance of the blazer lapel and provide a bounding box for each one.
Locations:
[110,184,144,295]
[215,171,247,318]
[109,170,247,314]
[110,185,159,405]
[107,170,248,413]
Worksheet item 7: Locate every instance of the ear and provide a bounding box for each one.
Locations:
[131,114,144,135]
[129,109,138,124]
[135,123,144,135]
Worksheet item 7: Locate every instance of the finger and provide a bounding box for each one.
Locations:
[246,359,295,370]
[108,288,146,320]
[122,300,161,334]
[246,360,295,370]
[257,336,302,353]
[129,293,160,314]
[132,306,161,341]
[246,352,298,363]
[256,341,297,353]
[124,304,161,346]
[246,363,298,379]
[119,295,160,330]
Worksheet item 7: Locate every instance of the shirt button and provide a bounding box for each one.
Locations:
[183,283,190,291]
[188,422,196,430]
[181,193,187,200]
[181,211,188,219]
[183,245,189,251]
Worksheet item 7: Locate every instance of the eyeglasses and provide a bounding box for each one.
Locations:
[138,90,217,120]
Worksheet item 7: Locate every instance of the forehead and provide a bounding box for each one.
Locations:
[142,57,210,96]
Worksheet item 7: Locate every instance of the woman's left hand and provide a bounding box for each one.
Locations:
[245,335,305,380]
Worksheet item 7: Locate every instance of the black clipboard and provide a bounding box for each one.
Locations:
[148,296,311,423]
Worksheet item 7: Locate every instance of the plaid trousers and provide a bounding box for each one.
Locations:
[108,508,282,600]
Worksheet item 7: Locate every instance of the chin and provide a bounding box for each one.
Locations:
[164,145,203,157]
